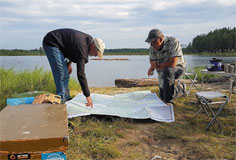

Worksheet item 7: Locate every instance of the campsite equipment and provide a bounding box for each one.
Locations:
[206,58,223,71]
[7,97,35,105]
[0,104,68,160]
[234,65,236,74]
[33,94,61,104]
[194,92,229,133]
[224,63,230,73]
[229,64,235,74]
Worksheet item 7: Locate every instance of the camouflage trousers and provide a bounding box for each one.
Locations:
[157,66,185,103]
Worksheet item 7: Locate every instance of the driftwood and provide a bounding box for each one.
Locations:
[91,58,129,61]
[115,78,158,88]
[115,78,198,88]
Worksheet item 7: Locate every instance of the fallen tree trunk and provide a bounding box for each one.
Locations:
[115,78,197,88]
[115,78,158,88]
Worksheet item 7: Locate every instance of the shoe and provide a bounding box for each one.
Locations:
[181,83,187,97]
[67,97,72,101]
[166,102,174,107]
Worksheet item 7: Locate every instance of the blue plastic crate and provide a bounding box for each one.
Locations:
[7,97,35,105]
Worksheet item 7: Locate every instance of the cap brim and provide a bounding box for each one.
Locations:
[145,37,155,42]
[97,51,103,59]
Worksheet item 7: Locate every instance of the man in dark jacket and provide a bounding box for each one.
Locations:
[43,28,105,107]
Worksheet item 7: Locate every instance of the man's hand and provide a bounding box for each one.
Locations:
[85,96,93,108]
[148,67,154,77]
[148,61,158,76]
[67,61,72,75]
[150,61,157,69]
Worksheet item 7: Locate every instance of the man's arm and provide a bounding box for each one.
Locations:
[147,61,156,76]
[158,57,178,69]
[67,60,72,74]
[76,59,93,107]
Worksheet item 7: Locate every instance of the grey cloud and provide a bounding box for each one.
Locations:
[0,0,235,49]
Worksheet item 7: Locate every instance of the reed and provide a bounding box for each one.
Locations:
[0,67,81,110]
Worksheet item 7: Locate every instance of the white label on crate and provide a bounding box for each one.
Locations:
[8,153,31,160]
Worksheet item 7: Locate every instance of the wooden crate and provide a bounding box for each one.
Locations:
[0,104,68,159]
[33,94,61,104]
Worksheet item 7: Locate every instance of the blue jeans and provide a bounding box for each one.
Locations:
[43,43,71,103]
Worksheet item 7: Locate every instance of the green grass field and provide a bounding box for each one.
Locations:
[0,68,235,159]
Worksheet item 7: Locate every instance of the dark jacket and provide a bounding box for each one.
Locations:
[43,28,92,97]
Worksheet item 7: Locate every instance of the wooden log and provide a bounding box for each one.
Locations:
[115,78,198,88]
[115,78,158,88]
[91,58,129,61]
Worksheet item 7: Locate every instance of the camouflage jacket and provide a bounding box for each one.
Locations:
[149,36,186,69]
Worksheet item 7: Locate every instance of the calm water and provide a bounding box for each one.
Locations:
[0,55,235,87]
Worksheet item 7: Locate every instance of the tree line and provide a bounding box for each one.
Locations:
[184,27,236,53]
[1,27,235,56]
[0,48,149,56]
[0,48,44,56]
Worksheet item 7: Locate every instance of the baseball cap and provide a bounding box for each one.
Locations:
[93,38,105,59]
[145,29,163,42]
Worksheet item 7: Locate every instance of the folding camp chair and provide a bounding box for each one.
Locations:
[194,91,229,133]
[178,72,200,96]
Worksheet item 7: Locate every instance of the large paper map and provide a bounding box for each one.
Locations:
[66,91,174,122]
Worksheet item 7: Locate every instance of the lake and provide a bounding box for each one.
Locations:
[0,55,235,87]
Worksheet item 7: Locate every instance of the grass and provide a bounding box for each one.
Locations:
[186,66,223,82]
[66,85,235,159]
[0,67,80,110]
[151,94,236,159]
[67,117,131,160]
[0,68,235,159]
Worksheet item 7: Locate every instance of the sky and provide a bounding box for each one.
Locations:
[0,0,235,49]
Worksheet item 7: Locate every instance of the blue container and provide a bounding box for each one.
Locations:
[206,58,223,71]
[41,152,66,160]
[7,97,35,105]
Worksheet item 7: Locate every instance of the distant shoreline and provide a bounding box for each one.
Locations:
[91,58,129,61]
[0,52,235,56]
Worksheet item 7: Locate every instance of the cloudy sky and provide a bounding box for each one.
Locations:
[0,0,235,49]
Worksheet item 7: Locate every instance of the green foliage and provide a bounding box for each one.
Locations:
[104,48,148,55]
[1,27,236,56]
[0,68,81,110]
[184,27,236,54]
[67,117,129,160]
[185,66,224,82]
[0,48,45,56]
[0,68,53,109]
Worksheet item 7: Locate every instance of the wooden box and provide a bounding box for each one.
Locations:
[0,104,68,159]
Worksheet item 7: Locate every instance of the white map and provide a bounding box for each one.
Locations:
[66,91,175,122]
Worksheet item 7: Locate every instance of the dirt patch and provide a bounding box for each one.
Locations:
[113,122,205,160]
